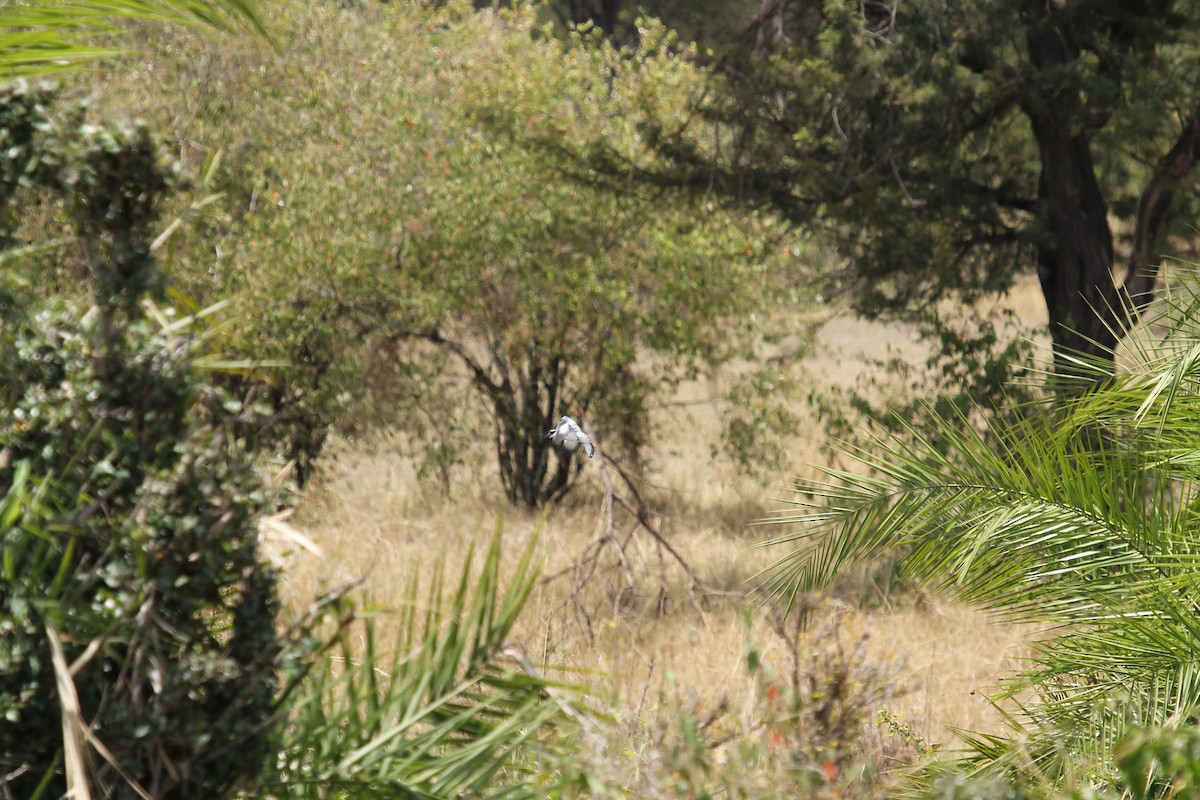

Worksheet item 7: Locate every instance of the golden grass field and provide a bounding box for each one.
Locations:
[277,276,1052,784]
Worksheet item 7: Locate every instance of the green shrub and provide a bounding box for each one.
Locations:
[0,93,283,796]
[0,299,282,799]
[94,3,809,502]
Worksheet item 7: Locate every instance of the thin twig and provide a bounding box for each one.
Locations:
[570,421,704,626]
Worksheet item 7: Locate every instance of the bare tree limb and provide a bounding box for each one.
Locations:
[1125,108,1200,314]
[542,420,703,637]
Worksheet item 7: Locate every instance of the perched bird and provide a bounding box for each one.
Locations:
[547,415,594,459]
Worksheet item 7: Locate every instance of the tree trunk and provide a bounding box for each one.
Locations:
[498,412,571,507]
[1025,19,1120,383]
[1032,157,1119,382]
[494,356,574,508]
[1125,110,1200,309]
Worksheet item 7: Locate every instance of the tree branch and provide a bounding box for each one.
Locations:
[407,327,502,400]
[1124,109,1200,314]
[548,419,702,634]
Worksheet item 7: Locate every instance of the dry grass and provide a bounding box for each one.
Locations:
[276,283,1051,789]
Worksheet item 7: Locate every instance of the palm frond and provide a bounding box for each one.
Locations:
[761,267,1200,796]
[760,402,1171,622]
[266,525,590,799]
[0,0,272,79]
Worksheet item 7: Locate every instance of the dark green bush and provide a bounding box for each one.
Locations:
[0,84,282,799]
[0,300,282,799]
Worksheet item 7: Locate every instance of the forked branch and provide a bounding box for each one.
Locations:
[543,420,702,638]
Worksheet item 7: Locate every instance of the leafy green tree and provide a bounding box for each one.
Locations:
[762,272,1200,796]
[597,0,1200,381]
[102,3,803,504]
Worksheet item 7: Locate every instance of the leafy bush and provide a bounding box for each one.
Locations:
[813,307,1040,461]
[94,3,808,503]
[0,100,283,797]
[0,298,283,799]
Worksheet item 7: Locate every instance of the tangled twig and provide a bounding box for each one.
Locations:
[543,421,703,638]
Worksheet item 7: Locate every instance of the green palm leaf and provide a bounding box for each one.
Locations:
[762,274,1200,796]
[265,525,590,799]
[0,0,271,79]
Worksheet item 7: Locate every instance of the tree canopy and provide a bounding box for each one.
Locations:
[91,4,805,504]
[590,0,1200,379]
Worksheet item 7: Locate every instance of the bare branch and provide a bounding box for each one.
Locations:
[543,420,703,637]
[1124,109,1200,314]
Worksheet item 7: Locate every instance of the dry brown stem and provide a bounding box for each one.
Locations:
[542,420,703,638]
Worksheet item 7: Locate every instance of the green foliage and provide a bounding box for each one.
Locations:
[815,308,1040,463]
[0,0,272,79]
[98,2,807,503]
[266,529,589,799]
[491,0,760,50]
[1116,725,1200,800]
[0,10,282,797]
[0,81,57,247]
[0,108,284,794]
[0,298,283,799]
[0,8,592,799]
[0,78,185,311]
[762,271,1200,796]
[0,81,587,798]
[587,0,1200,375]
[720,365,803,477]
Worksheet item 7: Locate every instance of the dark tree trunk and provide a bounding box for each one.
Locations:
[1031,154,1119,381]
[1125,111,1200,309]
[498,406,571,507]
[493,350,574,508]
[1024,18,1120,383]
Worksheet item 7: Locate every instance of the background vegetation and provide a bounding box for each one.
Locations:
[4,1,1200,798]
[567,0,1200,383]
[78,4,808,502]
